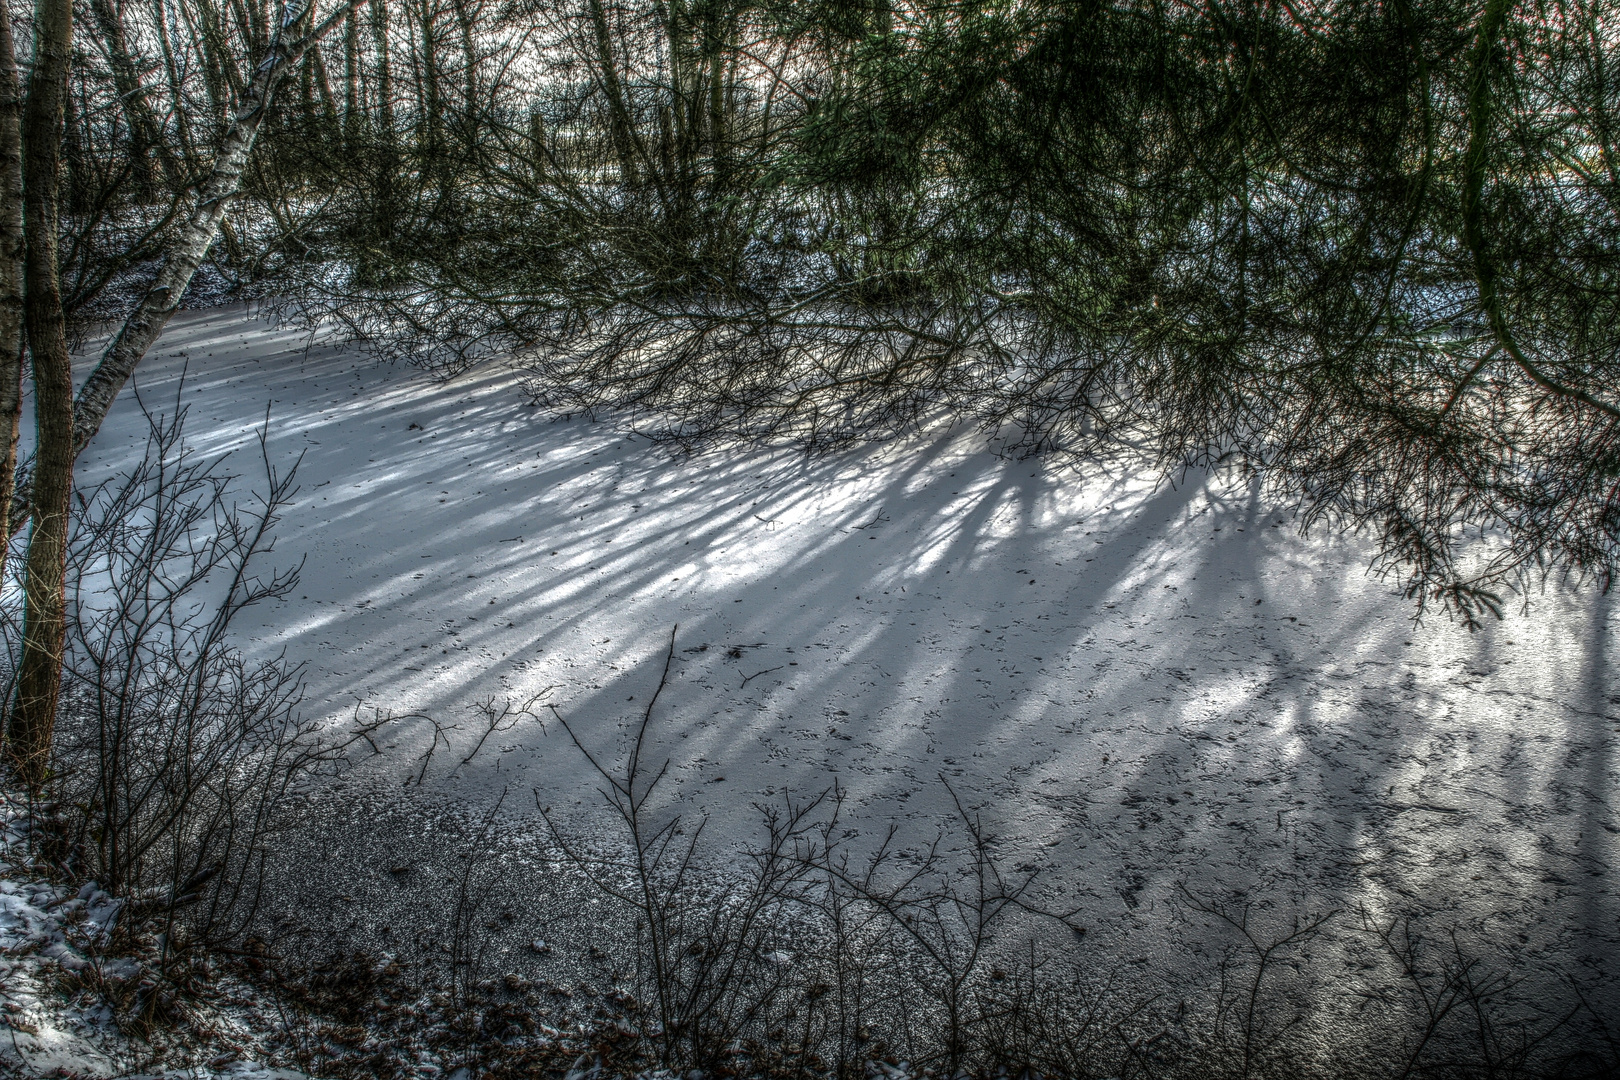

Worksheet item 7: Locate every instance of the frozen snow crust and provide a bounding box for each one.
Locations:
[69,307,1620,1040]
[0,790,316,1078]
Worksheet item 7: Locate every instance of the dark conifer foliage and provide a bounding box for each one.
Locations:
[59,0,1620,622]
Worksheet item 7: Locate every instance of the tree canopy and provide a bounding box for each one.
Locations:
[47,0,1620,624]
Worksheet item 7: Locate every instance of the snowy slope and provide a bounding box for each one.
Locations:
[71,306,1620,1016]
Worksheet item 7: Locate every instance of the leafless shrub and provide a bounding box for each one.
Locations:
[460,691,552,767]
[408,711,460,786]
[789,782,1086,1076]
[970,945,1161,1080]
[1356,909,1596,1080]
[538,627,1109,1078]
[1178,886,1338,1079]
[2,395,380,995]
[539,628,826,1071]
[446,792,509,1020]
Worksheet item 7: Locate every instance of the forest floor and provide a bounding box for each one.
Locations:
[21,303,1620,1071]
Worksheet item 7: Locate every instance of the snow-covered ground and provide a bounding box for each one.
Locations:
[71,306,1620,1019]
[0,790,313,1078]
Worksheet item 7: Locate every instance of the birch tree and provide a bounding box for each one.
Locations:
[4,0,369,787]
[72,0,371,457]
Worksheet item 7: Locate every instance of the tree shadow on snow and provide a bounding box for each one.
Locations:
[80,308,1620,1022]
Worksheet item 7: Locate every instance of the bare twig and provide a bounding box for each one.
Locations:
[459,689,553,766]
[740,666,782,689]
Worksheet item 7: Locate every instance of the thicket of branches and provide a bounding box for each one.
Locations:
[0,0,1601,1039]
[0,0,1607,811]
[178,0,1610,626]
[17,0,1620,649]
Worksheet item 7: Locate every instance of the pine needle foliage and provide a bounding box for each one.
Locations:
[245,0,1620,623]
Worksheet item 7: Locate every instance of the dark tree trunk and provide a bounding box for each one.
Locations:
[151,0,200,170]
[0,0,25,579]
[8,0,73,790]
[587,0,638,187]
[89,0,173,191]
[184,0,239,116]
[367,0,396,271]
[343,3,360,146]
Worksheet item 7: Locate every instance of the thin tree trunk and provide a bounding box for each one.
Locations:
[651,0,691,216]
[183,0,239,113]
[586,0,637,186]
[0,0,25,578]
[89,0,173,191]
[60,65,86,213]
[227,0,258,62]
[310,37,340,126]
[298,0,340,130]
[450,0,475,118]
[71,0,368,457]
[342,3,359,145]
[367,0,396,269]
[152,0,200,170]
[8,0,73,790]
[670,0,701,212]
[371,0,393,141]
[246,0,270,53]
[300,6,317,118]
[415,0,442,157]
[706,9,726,179]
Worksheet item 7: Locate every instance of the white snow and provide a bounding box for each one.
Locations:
[70,306,1620,1010]
[0,791,310,1078]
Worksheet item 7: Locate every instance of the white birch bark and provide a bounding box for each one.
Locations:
[70,0,366,458]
